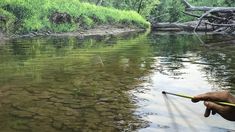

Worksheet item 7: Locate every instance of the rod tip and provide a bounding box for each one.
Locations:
[162,91,166,94]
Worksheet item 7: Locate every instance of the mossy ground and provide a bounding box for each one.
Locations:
[0,0,150,34]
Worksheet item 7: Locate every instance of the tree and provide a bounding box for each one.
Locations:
[80,0,160,18]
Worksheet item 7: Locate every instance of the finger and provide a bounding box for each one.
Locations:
[192,91,229,102]
[204,108,211,117]
[191,98,200,103]
[204,101,225,114]
[212,110,216,115]
[192,93,212,102]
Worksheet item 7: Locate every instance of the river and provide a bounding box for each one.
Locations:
[0,32,234,132]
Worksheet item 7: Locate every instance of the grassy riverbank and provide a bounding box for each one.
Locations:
[0,0,150,34]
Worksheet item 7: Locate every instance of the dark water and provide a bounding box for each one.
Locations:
[0,32,235,132]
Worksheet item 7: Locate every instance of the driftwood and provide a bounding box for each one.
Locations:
[182,0,235,34]
[152,1,234,34]
[152,21,212,31]
[152,21,214,32]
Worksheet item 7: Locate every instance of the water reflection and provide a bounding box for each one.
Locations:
[0,33,153,132]
[0,32,235,131]
[136,33,235,132]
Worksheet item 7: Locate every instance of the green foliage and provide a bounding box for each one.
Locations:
[0,0,149,34]
[80,0,160,18]
[137,0,160,18]
[79,15,94,29]
[224,0,235,6]
[49,23,78,32]
[187,0,235,6]
[0,8,16,33]
[2,4,31,20]
[167,1,184,22]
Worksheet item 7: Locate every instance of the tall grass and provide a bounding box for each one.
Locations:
[0,0,150,33]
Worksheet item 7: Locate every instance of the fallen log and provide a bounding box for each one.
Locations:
[152,22,213,31]
[182,0,235,12]
[181,0,235,34]
[182,11,226,21]
[205,22,235,27]
[151,0,234,34]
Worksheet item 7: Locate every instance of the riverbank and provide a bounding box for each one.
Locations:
[0,0,149,36]
[0,25,145,40]
[50,25,144,37]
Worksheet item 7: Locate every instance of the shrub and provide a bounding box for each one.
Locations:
[0,0,150,33]
[0,8,16,33]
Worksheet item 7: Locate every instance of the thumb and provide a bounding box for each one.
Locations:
[204,101,225,114]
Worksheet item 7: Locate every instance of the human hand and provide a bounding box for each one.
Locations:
[192,91,235,121]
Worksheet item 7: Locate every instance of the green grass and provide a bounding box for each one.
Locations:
[0,0,150,34]
[0,8,16,33]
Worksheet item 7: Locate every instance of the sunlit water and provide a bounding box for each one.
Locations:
[0,32,235,132]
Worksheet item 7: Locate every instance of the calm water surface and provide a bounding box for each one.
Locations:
[0,32,235,132]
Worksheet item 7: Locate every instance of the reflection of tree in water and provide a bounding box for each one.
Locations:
[197,36,235,92]
[0,33,154,131]
[149,33,235,92]
[148,33,200,78]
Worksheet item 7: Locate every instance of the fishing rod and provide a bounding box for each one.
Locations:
[162,91,235,107]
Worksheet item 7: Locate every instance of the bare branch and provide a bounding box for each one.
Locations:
[181,0,193,8]
[194,8,221,32]
[205,22,235,27]
[182,11,200,18]
[154,0,235,34]
[183,11,226,21]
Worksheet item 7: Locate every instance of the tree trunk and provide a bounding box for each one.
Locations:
[96,0,103,6]
[152,22,213,31]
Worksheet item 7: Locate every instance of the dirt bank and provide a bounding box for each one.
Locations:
[51,25,145,37]
[0,25,145,40]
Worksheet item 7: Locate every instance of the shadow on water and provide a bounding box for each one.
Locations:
[0,31,235,131]
[163,95,178,132]
[165,95,197,132]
